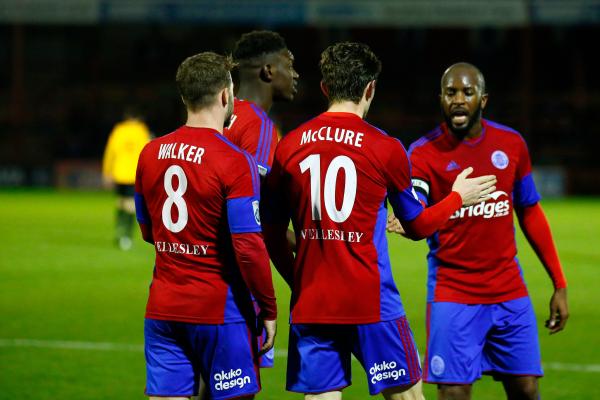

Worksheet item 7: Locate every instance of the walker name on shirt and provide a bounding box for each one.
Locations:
[155,241,209,256]
[300,228,364,243]
[300,126,364,148]
[157,142,205,165]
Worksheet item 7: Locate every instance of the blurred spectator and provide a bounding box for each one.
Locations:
[102,106,151,250]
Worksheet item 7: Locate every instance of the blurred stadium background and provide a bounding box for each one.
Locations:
[1,0,599,399]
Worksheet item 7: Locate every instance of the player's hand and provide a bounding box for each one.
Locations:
[386,214,406,235]
[546,287,569,334]
[259,319,277,355]
[286,229,297,253]
[451,167,497,206]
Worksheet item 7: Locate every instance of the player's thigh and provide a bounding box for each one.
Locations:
[353,317,422,396]
[305,391,343,400]
[287,324,352,394]
[424,302,492,384]
[144,319,198,398]
[192,322,261,400]
[501,375,539,400]
[437,384,472,400]
[483,297,543,377]
[382,379,425,400]
[149,397,189,400]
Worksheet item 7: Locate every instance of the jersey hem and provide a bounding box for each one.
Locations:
[145,313,245,325]
[290,312,405,325]
[430,292,529,305]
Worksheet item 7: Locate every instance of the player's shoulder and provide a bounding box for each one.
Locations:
[483,119,526,143]
[408,125,445,156]
[234,98,271,124]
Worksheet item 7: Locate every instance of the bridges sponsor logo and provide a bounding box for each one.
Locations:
[213,368,252,391]
[369,360,407,385]
[450,191,510,220]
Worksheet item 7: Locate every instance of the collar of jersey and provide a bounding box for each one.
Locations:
[443,121,487,147]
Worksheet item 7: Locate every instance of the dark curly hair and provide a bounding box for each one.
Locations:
[320,42,381,104]
[176,52,235,111]
[232,30,287,63]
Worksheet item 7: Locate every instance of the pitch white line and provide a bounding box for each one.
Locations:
[0,338,143,352]
[1,339,598,373]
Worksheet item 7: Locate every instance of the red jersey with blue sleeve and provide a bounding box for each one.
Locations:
[224,98,279,177]
[408,119,541,304]
[263,112,424,324]
[134,125,272,324]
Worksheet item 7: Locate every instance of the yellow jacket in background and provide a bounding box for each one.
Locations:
[102,119,151,184]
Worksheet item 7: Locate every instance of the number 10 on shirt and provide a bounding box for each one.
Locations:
[299,154,357,223]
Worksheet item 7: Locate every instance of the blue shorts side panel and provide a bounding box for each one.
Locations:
[354,317,422,395]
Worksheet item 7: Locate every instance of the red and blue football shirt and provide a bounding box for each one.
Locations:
[408,119,541,304]
[224,98,279,177]
[263,112,424,324]
[135,126,266,324]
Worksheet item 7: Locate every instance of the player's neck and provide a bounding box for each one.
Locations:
[327,101,365,119]
[185,110,225,133]
[237,84,273,113]
[450,120,483,141]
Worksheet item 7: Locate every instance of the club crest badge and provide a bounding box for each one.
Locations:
[252,200,261,225]
[491,150,509,170]
[431,355,445,376]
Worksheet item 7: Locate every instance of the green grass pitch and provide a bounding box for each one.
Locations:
[0,190,598,399]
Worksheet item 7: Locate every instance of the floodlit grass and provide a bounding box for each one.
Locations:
[0,190,598,399]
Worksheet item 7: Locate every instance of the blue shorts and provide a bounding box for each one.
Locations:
[144,318,260,399]
[424,297,543,384]
[287,317,422,395]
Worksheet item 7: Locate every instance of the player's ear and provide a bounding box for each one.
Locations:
[365,80,376,102]
[259,64,273,83]
[320,81,329,99]
[221,87,229,108]
[481,93,489,110]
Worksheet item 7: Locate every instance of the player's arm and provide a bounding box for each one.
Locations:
[516,203,568,333]
[385,141,496,240]
[227,155,278,353]
[134,147,153,244]
[513,138,568,334]
[261,149,295,287]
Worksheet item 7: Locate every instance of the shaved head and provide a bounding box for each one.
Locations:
[439,62,488,138]
[441,62,486,94]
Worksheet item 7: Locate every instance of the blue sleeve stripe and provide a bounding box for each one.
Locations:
[250,104,267,163]
[227,196,262,233]
[134,192,150,225]
[259,119,273,166]
[255,116,266,162]
[242,152,260,196]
